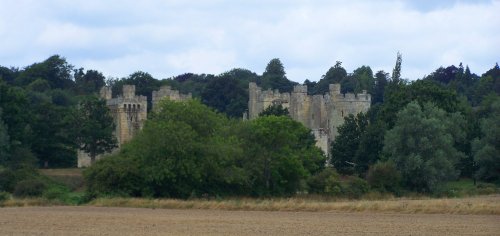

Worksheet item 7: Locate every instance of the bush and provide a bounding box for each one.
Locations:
[0,191,10,202]
[0,168,16,192]
[341,176,369,199]
[13,179,47,198]
[307,168,340,195]
[307,168,369,198]
[366,161,402,194]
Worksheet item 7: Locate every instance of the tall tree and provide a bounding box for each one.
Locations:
[241,115,324,196]
[201,72,248,118]
[0,108,10,164]
[383,102,466,192]
[372,70,389,105]
[472,96,500,182]
[74,96,117,164]
[74,69,106,95]
[330,113,368,175]
[391,52,402,83]
[314,61,347,94]
[261,58,296,93]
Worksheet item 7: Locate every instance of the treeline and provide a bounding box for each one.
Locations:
[0,54,499,199]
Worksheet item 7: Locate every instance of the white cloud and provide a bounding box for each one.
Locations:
[0,0,498,82]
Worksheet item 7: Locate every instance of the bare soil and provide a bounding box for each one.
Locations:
[0,207,498,235]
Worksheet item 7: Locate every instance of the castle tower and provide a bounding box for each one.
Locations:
[247,82,371,157]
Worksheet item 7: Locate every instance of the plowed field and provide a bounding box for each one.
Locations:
[0,206,498,235]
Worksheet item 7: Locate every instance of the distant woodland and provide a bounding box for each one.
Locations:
[0,54,498,199]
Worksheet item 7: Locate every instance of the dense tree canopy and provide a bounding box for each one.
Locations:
[383,102,466,192]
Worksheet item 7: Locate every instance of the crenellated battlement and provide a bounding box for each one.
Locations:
[152,85,192,109]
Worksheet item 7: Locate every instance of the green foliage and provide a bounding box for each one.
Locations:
[261,58,297,93]
[258,104,289,117]
[201,72,248,118]
[15,55,74,90]
[313,61,347,94]
[331,113,368,175]
[472,96,500,182]
[306,168,340,195]
[354,120,386,175]
[74,69,106,95]
[240,115,325,196]
[86,99,246,198]
[13,179,47,198]
[306,168,368,198]
[84,155,143,197]
[0,191,10,202]
[366,161,401,194]
[74,96,117,164]
[383,102,466,192]
[391,52,402,82]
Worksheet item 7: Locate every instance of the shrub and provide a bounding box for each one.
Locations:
[307,168,340,195]
[0,168,16,192]
[0,191,10,202]
[13,179,47,197]
[341,176,369,199]
[367,161,402,194]
[43,187,68,200]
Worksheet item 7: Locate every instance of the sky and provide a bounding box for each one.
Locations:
[0,0,499,83]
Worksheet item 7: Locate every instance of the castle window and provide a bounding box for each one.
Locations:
[123,104,127,110]
[138,104,141,110]
[133,104,136,111]
[341,110,344,117]
[128,104,131,111]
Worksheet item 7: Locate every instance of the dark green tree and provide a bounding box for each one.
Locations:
[391,52,402,83]
[15,55,74,90]
[201,73,248,118]
[383,102,466,192]
[261,58,296,93]
[314,61,347,94]
[330,113,368,175]
[0,108,10,164]
[74,69,106,95]
[372,70,389,105]
[472,96,500,182]
[74,96,117,164]
[259,104,289,117]
[240,115,325,196]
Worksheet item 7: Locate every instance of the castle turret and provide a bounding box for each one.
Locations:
[329,84,341,95]
[100,86,112,100]
[123,85,136,99]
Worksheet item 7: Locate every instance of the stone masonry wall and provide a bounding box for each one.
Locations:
[248,82,371,157]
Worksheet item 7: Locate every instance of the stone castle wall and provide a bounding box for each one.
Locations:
[248,82,371,157]
[78,85,190,167]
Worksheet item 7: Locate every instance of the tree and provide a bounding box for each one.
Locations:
[314,61,347,94]
[15,55,74,90]
[383,102,466,192]
[0,108,10,164]
[240,115,325,196]
[391,52,402,83]
[372,70,389,105]
[353,66,374,93]
[74,96,117,164]
[472,96,500,182]
[259,104,289,117]
[261,58,296,93]
[330,113,368,175]
[85,99,246,198]
[201,73,248,118]
[74,69,106,95]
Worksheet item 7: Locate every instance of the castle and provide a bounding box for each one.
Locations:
[247,82,371,156]
[77,85,191,167]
